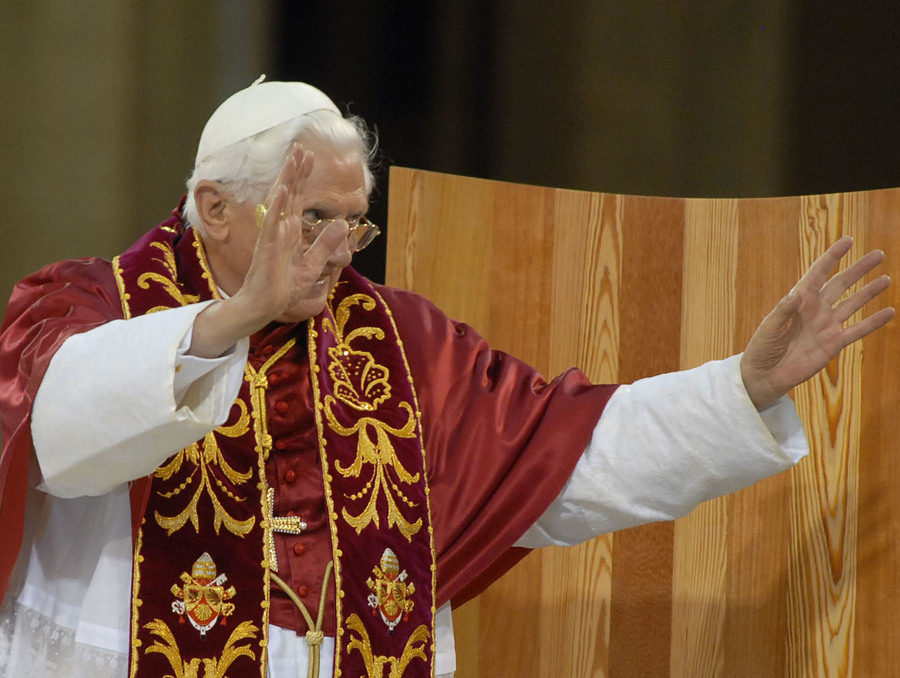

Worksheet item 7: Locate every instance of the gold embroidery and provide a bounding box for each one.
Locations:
[241,335,296,675]
[129,530,145,678]
[144,618,258,678]
[112,256,133,320]
[366,548,415,632]
[325,399,422,541]
[153,401,255,537]
[309,286,437,676]
[345,614,430,678]
[370,287,438,643]
[192,239,222,300]
[320,294,423,541]
[263,487,306,572]
[246,339,296,463]
[171,553,237,638]
[121,226,277,678]
[137,243,201,312]
[323,294,390,412]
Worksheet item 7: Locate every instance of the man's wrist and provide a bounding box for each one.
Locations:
[189,296,270,358]
[739,353,779,411]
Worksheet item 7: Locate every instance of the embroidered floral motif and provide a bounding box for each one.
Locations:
[345,614,430,678]
[328,344,392,411]
[325,400,422,541]
[170,553,237,638]
[322,295,423,541]
[324,294,391,412]
[309,279,437,677]
[153,401,255,537]
[138,242,201,312]
[144,618,258,678]
[366,548,415,633]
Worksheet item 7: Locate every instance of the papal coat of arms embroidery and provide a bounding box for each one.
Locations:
[366,548,416,633]
[170,552,236,638]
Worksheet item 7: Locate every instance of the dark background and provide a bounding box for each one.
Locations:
[3,2,900,296]
[273,2,900,283]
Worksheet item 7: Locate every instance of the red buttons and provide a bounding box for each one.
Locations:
[268,373,281,385]
[275,440,287,451]
[297,585,309,597]
[262,345,274,357]
[293,543,307,556]
[286,511,297,518]
[275,401,289,414]
[285,469,297,483]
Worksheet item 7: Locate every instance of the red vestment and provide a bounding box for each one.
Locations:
[0,225,615,630]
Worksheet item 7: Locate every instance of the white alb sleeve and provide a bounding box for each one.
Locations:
[516,354,809,548]
[31,301,248,498]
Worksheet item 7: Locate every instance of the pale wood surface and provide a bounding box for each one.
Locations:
[386,168,899,677]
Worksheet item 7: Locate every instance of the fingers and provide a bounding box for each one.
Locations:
[284,145,314,217]
[821,248,886,305]
[262,143,314,216]
[302,220,351,271]
[797,236,854,291]
[767,289,802,325]
[834,274,891,323]
[257,186,303,256]
[840,306,896,346]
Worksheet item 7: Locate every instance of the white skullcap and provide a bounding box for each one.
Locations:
[195,76,341,166]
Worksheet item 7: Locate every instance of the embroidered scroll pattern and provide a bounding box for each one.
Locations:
[143,618,258,678]
[345,614,430,678]
[137,242,201,313]
[322,294,423,542]
[153,401,255,537]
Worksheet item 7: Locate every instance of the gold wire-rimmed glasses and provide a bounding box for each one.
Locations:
[301,214,381,253]
[254,204,381,253]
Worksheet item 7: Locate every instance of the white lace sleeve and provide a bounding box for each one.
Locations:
[0,600,127,678]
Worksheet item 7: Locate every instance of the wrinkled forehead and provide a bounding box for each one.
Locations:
[300,141,370,211]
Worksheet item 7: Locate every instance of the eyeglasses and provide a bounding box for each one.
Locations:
[254,203,381,253]
[301,214,381,253]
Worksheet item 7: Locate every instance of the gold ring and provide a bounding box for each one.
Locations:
[254,203,267,228]
[255,204,287,229]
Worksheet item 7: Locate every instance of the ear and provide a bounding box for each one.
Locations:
[194,181,229,241]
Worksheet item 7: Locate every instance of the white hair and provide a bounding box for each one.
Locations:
[183,109,377,232]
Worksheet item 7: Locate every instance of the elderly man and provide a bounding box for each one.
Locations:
[0,80,892,678]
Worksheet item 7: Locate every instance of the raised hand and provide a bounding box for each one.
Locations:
[189,144,353,358]
[740,236,894,410]
[239,144,349,324]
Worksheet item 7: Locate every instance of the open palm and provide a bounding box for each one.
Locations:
[741,236,894,410]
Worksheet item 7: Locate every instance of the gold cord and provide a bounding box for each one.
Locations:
[270,561,334,678]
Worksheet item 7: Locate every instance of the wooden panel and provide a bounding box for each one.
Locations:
[607,196,684,678]
[856,189,900,676]
[723,196,800,677]
[670,199,740,678]
[385,168,899,677]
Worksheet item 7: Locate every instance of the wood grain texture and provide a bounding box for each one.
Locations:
[855,189,900,676]
[788,195,864,678]
[670,199,740,678]
[723,196,800,677]
[385,168,899,677]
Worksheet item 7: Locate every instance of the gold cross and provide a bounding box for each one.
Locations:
[264,487,307,572]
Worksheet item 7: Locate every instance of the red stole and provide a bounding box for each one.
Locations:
[114,217,436,677]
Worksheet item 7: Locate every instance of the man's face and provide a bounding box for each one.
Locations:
[216,141,369,323]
